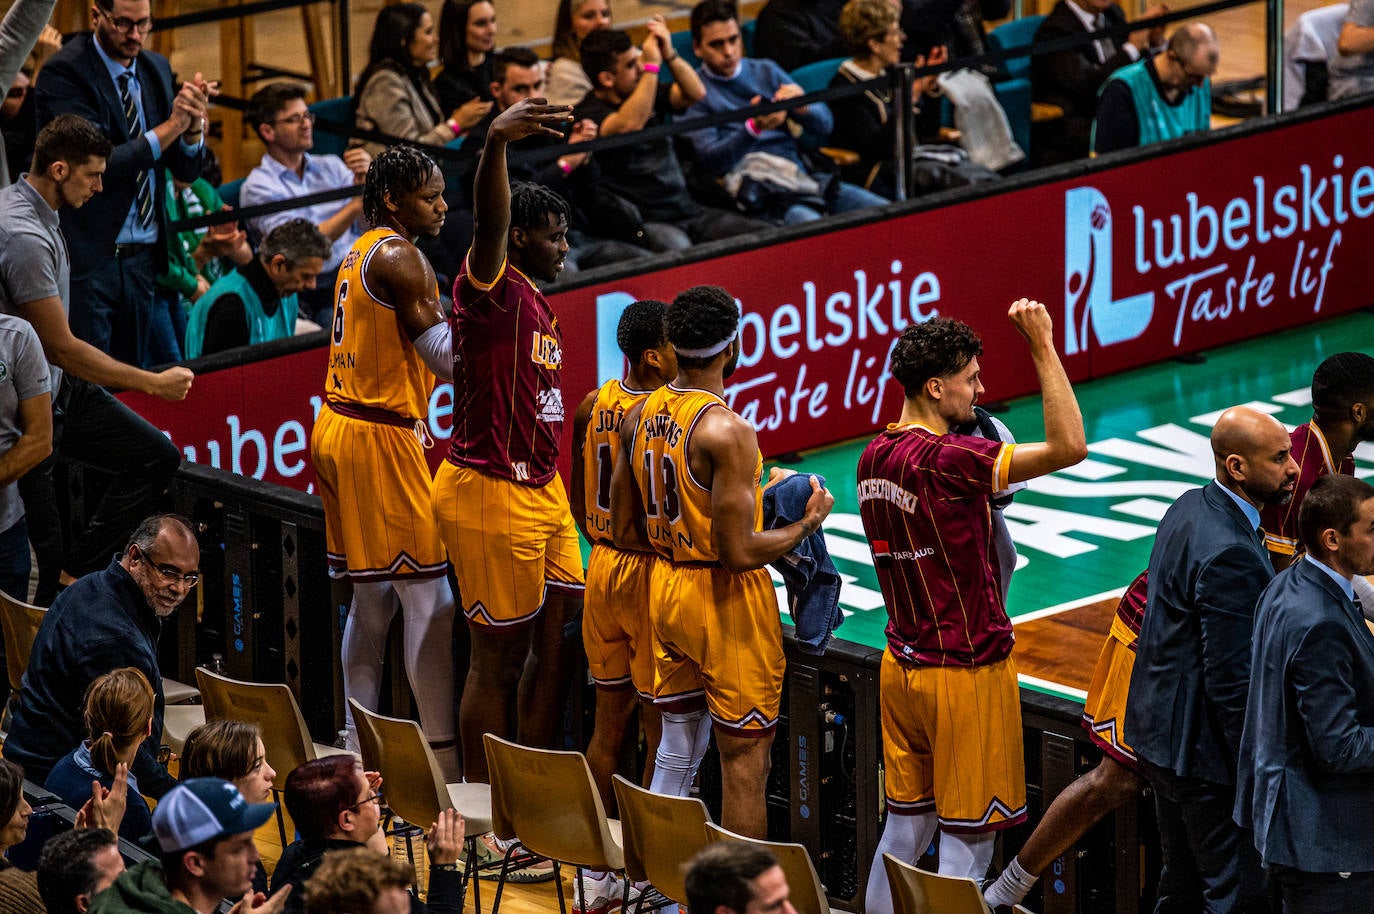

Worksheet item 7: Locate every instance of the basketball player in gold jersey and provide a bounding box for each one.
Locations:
[609,285,833,838]
[571,299,676,810]
[310,146,460,779]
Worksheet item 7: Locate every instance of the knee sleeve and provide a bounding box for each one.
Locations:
[938,830,996,881]
[394,576,458,743]
[341,582,401,740]
[865,812,938,914]
[649,709,711,797]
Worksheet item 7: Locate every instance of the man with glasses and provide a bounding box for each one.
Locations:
[3,513,200,798]
[35,0,213,366]
[241,82,372,325]
[1092,22,1219,155]
[272,755,464,914]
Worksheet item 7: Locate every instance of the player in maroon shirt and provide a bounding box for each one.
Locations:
[431,96,582,811]
[860,300,1087,911]
[1262,352,1374,575]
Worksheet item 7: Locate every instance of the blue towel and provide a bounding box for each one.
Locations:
[763,473,843,654]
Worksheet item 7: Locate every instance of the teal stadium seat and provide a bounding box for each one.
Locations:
[986,15,1046,162]
[218,177,244,208]
[308,96,354,158]
[788,58,844,152]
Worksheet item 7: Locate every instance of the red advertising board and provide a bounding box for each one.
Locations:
[120,105,1374,493]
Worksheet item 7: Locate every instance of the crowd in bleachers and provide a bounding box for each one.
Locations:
[2,0,1328,370]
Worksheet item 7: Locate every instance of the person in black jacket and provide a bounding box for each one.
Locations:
[753,0,848,71]
[3,513,199,799]
[1030,0,1166,164]
[272,756,463,914]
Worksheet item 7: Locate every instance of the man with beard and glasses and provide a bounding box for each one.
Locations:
[310,145,459,779]
[855,302,1087,913]
[608,285,834,838]
[1127,406,1299,914]
[4,513,200,797]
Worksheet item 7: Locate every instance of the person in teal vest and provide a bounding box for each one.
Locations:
[1091,22,1218,156]
[183,218,330,359]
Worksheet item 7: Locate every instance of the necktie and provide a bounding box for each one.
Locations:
[118,71,155,230]
[1092,15,1115,64]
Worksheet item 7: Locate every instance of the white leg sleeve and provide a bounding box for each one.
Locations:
[393,576,458,744]
[937,830,996,881]
[864,812,938,914]
[341,582,401,748]
[649,709,711,797]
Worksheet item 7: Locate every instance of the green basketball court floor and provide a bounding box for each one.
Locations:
[773,311,1374,699]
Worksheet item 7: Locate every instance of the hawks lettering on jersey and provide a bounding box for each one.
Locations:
[631,384,764,564]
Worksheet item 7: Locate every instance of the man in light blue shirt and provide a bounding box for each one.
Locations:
[34,0,211,366]
[241,82,371,325]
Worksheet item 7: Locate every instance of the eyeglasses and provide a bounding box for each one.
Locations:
[97,9,155,34]
[346,791,383,811]
[274,111,316,127]
[132,544,201,586]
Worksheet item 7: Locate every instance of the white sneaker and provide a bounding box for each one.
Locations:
[575,872,640,914]
[474,832,555,883]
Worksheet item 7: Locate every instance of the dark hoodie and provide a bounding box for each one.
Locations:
[87,859,199,914]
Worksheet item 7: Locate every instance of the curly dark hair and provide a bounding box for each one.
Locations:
[888,317,983,398]
[363,145,439,226]
[617,300,668,365]
[511,181,571,233]
[666,286,738,368]
[1311,351,1374,420]
[0,758,24,844]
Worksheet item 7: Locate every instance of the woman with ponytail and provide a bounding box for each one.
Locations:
[44,667,154,842]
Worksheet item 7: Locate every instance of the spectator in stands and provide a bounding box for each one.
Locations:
[1092,22,1216,155]
[755,0,847,72]
[4,513,199,798]
[181,719,276,895]
[354,2,489,159]
[272,755,463,914]
[242,83,370,325]
[182,218,329,360]
[455,46,652,274]
[0,114,188,607]
[831,0,947,197]
[89,778,278,914]
[684,844,793,914]
[302,848,418,914]
[682,0,888,224]
[181,720,276,807]
[34,0,213,367]
[435,0,498,112]
[46,667,154,844]
[155,175,253,363]
[0,758,43,914]
[1332,0,1374,98]
[574,28,770,250]
[0,0,60,188]
[37,828,125,914]
[1031,0,1167,164]
[546,0,613,105]
[0,307,51,602]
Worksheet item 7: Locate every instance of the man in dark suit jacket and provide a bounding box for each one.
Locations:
[1126,405,1298,913]
[1031,0,1165,164]
[34,0,210,364]
[1236,473,1374,913]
